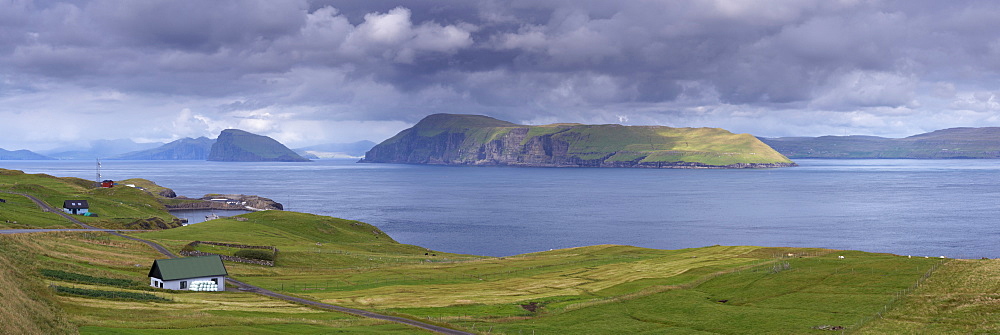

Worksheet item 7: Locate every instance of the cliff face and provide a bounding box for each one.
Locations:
[208,129,309,162]
[361,114,795,168]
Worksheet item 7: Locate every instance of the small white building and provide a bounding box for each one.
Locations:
[148,255,228,291]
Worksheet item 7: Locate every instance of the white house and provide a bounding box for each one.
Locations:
[148,255,228,291]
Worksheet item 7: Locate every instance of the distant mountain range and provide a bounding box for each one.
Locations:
[40,139,162,160]
[2,130,374,161]
[111,137,215,160]
[294,141,376,159]
[108,133,370,161]
[18,125,1000,162]
[760,127,1000,158]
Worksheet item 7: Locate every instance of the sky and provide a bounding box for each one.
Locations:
[2,0,1000,150]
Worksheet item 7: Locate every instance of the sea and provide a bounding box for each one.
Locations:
[2,159,999,259]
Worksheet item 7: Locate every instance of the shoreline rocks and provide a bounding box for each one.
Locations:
[164,194,283,211]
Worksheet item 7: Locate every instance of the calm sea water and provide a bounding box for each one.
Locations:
[3,159,999,258]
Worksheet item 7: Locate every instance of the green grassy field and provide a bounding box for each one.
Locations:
[2,169,998,334]
[859,259,1000,333]
[129,212,985,334]
[0,232,420,334]
[2,209,997,334]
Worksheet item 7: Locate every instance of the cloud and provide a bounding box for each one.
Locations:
[5,0,1000,150]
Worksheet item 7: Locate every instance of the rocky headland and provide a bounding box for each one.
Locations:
[165,194,284,211]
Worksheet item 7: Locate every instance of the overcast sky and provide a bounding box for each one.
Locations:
[3,0,1000,150]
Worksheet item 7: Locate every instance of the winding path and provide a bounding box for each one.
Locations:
[1,191,472,335]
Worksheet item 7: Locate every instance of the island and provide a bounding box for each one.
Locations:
[361,114,796,168]
[207,129,309,162]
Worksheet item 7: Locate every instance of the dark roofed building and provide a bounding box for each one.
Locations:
[62,200,89,215]
[148,255,228,291]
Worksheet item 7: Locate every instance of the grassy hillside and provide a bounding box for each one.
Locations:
[0,234,75,334]
[0,206,996,333]
[134,211,477,271]
[364,114,794,168]
[859,259,1000,333]
[124,216,996,334]
[0,232,416,334]
[556,125,790,165]
[0,169,180,229]
[2,171,997,333]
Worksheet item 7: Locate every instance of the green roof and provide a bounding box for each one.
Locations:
[148,255,228,281]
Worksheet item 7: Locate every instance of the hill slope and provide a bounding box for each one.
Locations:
[761,127,1000,158]
[208,129,310,162]
[0,169,181,229]
[361,114,795,168]
[0,148,52,160]
[111,137,215,160]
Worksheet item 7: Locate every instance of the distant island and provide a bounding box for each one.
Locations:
[0,148,53,160]
[207,129,309,162]
[361,114,796,168]
[761,127,1000,159]
[113,137,215,160]
[106,133,368,161]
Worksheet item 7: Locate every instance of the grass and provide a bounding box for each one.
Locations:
[3,210,997,334]
[0,168,179,229]
[1,232,424,333]
[858,258,1000,334]
[0,192,78,229]
[52,286,171,302]
[128,212,994,333]
[40,269,139,287]
[551,125,791,165]
[482,251,943,334]
[2,167,997,333]
[0,234,75,334]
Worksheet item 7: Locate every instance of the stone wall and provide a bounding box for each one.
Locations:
[181,241,279,266]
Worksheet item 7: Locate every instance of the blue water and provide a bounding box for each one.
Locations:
[2,159,999,258]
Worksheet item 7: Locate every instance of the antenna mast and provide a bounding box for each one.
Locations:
[96,158,102,187]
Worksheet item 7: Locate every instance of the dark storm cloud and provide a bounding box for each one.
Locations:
[3,0,1000,150]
